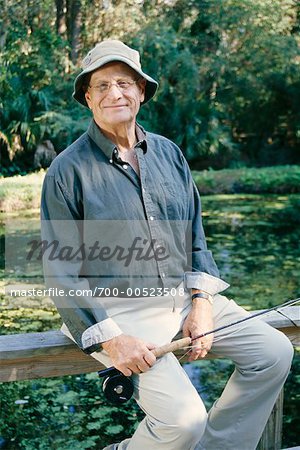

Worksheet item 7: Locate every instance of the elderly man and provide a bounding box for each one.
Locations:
[41,40,293,450]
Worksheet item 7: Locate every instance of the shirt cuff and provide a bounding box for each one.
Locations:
[184,271,230,295]
[80,318,123,349]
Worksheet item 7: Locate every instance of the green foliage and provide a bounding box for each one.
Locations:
[0,373,143,449]
[132,22,237,162]
[0,1,90,174]
[0,276,142,448]
[1,0,300,172]
[135,0,300,166]
[193,165,300,194]
[0,306,61,334]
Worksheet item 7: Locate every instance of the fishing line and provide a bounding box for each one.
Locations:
[190,297,300,343]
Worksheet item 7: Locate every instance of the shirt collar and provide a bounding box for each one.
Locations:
[135,123,147,153]
[87,120,147,160]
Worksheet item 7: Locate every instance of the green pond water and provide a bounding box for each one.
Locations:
[0,194,299,447]
[202,194,300,309]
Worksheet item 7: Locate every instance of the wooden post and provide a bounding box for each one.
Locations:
[257,389,284,450]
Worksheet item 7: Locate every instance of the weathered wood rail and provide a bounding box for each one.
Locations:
[0,306,299,450]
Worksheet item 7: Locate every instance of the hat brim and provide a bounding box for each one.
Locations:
[73,55,158,108]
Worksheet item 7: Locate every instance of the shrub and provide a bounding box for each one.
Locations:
[193,165,300,195]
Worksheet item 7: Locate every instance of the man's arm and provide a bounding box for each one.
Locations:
[42,172,157,373]
[41,172,123,353]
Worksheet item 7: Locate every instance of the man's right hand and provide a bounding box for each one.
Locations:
[101,334,157,376]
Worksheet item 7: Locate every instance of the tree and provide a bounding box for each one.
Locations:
[1,0,299,174]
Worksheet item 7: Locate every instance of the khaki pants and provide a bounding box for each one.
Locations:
[64,287,294,450]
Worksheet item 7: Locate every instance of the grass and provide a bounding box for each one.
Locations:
[0,170,45,212]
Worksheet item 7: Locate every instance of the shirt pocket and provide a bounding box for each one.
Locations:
[162,180,188,220]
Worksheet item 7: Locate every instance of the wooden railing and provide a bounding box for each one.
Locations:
[0,306,299,450]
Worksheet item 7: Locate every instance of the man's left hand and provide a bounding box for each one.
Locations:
[182,297,214,361]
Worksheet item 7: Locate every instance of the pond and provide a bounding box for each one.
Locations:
[202,194,300,309]
[199,193,300,448]
[0,193,299,448]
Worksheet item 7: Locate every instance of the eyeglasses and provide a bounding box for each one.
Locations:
[88,79,139,95]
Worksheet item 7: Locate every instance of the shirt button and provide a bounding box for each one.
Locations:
[109,159,113,163]
[142,187,146,193]
[161,273,166,278]
[149,216,154,221]
[114,149,117,153]
[123,164,128,169]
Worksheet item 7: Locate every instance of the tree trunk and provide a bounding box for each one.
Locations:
[55,0,66,36]
[66,0,82,64]
[26,0,40,33]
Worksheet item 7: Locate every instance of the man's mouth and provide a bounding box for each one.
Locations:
[104,105,128,109]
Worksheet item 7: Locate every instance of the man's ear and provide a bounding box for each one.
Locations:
[138,78,147,103]
[85,90,92,109]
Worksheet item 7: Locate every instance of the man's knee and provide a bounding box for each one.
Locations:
[257,328,294,379]
[180,410,207,442]
[271,331,294,376]
[141,397,207,446]
[169,396,207,442]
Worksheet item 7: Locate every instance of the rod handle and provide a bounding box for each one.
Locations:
[153,337,192,358]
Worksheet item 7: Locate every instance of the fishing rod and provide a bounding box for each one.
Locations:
[98,297,300,403]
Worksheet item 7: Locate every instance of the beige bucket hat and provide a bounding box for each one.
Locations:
[73,40,158,108]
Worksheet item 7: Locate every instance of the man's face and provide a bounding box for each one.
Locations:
[84,62,146,129]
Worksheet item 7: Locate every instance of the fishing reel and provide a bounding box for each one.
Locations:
[98,367,134,404]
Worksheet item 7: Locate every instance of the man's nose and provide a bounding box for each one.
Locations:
[106,83,123,99]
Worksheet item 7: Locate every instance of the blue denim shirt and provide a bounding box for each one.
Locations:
[41,120,229,353]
